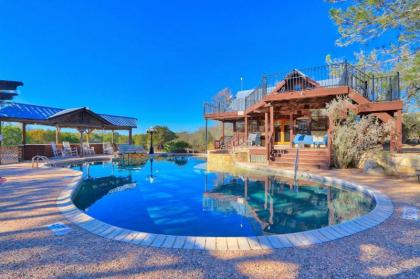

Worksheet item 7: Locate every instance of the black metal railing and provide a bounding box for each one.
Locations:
[204,62,400,115]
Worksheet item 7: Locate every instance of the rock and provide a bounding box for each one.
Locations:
[363,160,385,176]
[363,160,378,173]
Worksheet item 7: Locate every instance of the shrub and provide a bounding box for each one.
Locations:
[402,113,420,143]
[326,96,391,168]
[163,140,191,153]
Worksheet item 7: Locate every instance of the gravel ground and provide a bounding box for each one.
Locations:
[0,163,419,279]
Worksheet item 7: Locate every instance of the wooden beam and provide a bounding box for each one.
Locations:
[55,126,60,144]
[21,123,27,145]
[244,116,248,144]
[357,100,403,113]
[221,121,225,139]
[264,86,350,102]
[264,111,269,153]
[289,113,294,147]
[128,129,133,145]
[78,129,84,157]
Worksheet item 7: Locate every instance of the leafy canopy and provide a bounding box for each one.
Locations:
[328,0,419,106]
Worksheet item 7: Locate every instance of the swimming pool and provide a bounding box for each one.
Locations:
[71,156,375,237]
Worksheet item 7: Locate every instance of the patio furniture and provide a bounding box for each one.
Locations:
[117,144,146,155]
[103,142,114,155]
[82,143,95,156]
[62,141,78,157]
[50,142,64,158]
[313,134,328,148]
[248,133,261,146]
[293,134,314,147]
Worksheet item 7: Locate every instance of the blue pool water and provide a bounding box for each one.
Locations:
[72,156,374,237]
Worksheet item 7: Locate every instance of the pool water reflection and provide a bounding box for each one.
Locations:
[72,156,375,237]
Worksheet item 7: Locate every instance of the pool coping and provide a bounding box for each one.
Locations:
[56,160,394,251]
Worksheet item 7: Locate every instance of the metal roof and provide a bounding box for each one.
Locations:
[0,102,137,128]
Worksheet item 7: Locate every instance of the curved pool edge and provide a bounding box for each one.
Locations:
[56,160,394,251]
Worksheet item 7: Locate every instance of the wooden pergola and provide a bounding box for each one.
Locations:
[0,103,137,157]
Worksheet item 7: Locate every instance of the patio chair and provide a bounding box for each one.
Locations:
[293,134,314,147]
[103,142,114,155]
[313,134,328,148]
[82,143,95,156]
[248,133,261,146]
[50,142,64,158]
[62,141,78,157]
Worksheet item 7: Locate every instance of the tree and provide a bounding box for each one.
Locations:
[1,124,22,146]
[152,126,177,150]
[328,0,419,106]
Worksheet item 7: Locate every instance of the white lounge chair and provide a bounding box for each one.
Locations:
[62,141,78,157]
[50,142,64,158]
[103,142,114,155]
[82,143,95,156]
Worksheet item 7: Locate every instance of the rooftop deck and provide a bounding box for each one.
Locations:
[204,62,400,119]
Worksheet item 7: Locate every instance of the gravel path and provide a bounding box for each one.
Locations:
[0,163,419,278]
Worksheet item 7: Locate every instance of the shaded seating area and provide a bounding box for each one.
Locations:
[0,102,137,161]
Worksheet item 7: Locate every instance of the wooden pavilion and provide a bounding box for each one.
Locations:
[204,62,403,169]
[0,80,137,161]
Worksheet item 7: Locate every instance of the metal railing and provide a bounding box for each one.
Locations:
[204,62,400,115]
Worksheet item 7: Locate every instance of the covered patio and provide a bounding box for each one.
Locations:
[0,102,137,162]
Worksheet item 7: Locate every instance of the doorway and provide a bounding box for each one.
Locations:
[274,119,291,145]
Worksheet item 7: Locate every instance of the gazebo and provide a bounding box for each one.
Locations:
[0,102,137,160]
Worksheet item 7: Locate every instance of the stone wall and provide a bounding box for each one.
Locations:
[359,150,420,176]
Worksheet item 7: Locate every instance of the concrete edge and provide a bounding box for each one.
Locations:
[56,158,394,251]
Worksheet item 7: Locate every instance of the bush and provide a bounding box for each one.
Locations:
[326,96,391,168]
[403,113,420,143]
[163,140,191,153]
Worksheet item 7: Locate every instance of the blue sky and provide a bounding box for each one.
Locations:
[0,1,361,133]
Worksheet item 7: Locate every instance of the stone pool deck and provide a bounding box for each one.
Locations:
[0,163,419,278]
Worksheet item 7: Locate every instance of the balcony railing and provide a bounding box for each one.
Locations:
[204,62,400,115]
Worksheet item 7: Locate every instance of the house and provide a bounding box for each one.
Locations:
[203,62,403,169]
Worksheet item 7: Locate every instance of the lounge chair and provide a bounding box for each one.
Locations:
[103,142,114,155]
[117,144,146,155]
[313,134,328,148]
[82,143,95,156]
[293,134,314,147]
[50,142,64,158]
[248,133,261,146]
[62,141,78,157]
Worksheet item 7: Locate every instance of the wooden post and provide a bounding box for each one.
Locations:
[327,117,333,167]
[221,121,225,139]
[111,130,115,144]
[102,128,105,144]
[394,110,402,153]
[128,129,133,145]
[22,123,27,145]
[244,116,248,145]
[79,129,84,157]
[55,126,60,144]
[290,113,294,147]
[265,111,269,158]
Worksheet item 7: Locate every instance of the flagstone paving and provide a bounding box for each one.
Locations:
[0,162,419,278]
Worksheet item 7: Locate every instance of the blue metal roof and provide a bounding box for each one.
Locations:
[0,102,137,128]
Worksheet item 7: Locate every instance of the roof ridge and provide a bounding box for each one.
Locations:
[99,113,137,120]
[11,102,64,111]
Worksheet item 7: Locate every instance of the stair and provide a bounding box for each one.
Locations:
[269,148,329,170]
